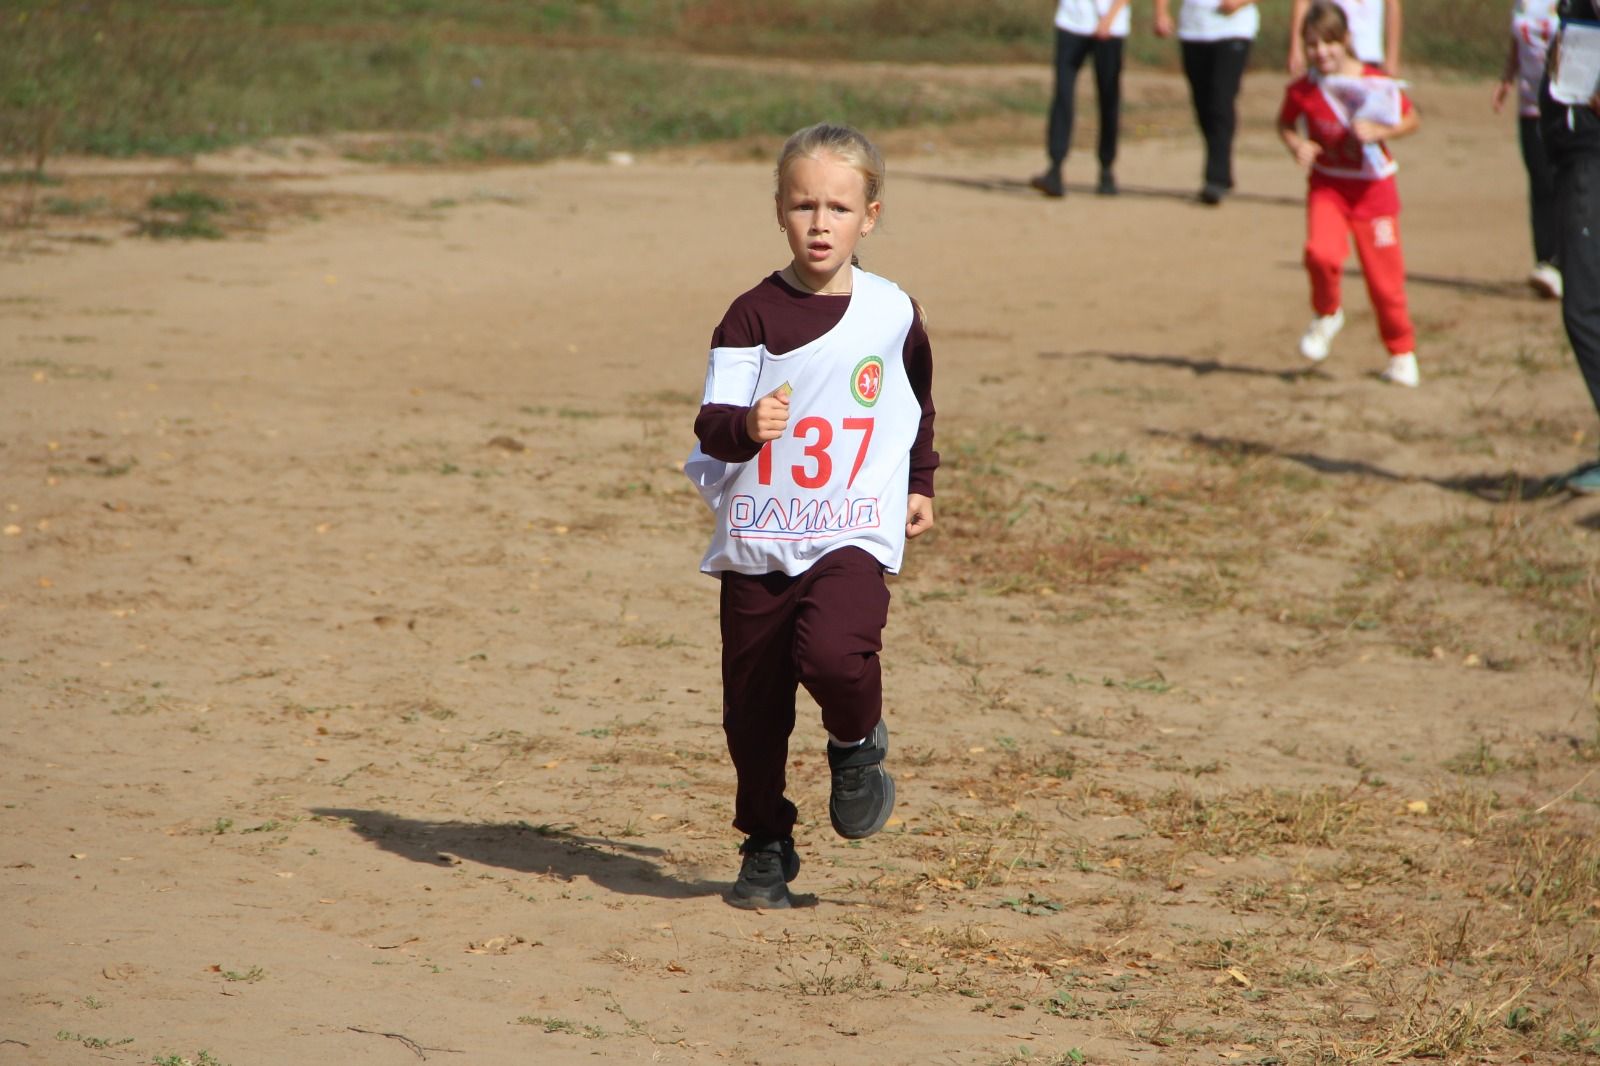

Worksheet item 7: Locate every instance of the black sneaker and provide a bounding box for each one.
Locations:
[727,836,799,910]
[828,720,895,840]
[1030,171,1065,198]
[1096,168,1118,196]
[1198,183,1226,206]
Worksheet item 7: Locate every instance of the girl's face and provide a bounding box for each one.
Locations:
[1305,32,1357,75]
[775,152,881,288]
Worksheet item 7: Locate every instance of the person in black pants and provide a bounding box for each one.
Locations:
[1496,0,1562,298]
[1031,0,1131,198]
[1542,0,1600,491]
[1154,0,1262,204]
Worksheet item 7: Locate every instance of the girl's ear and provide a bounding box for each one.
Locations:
[862,200,883,236]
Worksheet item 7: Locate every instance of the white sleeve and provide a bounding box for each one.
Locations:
[702,345,764,405]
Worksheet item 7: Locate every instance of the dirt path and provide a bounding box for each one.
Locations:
[3,69,1598,1065]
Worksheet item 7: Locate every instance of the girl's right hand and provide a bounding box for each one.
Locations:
[1292,139,1321,169]
[744,383,791,443]
[1153,12,1175,37]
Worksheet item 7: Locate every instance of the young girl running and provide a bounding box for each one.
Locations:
[1278,0,1423,386]
[685,123,938,909]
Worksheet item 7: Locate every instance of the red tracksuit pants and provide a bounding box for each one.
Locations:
[719,546,888,841]
[1304,184,1416,355]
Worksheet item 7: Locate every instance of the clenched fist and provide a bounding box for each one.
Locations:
[745,382,792,443]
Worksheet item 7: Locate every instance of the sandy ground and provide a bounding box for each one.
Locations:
[3,68,1599,1066]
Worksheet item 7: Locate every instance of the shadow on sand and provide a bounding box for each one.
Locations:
[1172,431,1579,504]
[1343,266,1540,301]
[1044,348,1311,382]
[897,170,1303,208]
[898,170,1546,299]
[312,806,735,902]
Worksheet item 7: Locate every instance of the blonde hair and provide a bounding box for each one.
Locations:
[1302,0,1351,46]
[774,123,886,205]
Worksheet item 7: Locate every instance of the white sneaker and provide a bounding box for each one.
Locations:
[1299,309,1345,362]
[1380,352,1420,388]
[1530,262,1563,300]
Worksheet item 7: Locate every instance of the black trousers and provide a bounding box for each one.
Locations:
[1519,115,1559,266]
[719,546,890,840]
[1046,28,1123,171]
[1180,38,1251,189]
[1555,150,1600,418]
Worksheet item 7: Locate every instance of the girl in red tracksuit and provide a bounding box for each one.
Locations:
[1278,0,1422,386]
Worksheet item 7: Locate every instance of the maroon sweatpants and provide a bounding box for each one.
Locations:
[719,546,890,841]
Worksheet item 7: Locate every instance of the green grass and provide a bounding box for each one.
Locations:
[3,0,1510,166]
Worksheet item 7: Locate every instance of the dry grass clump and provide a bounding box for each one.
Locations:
[820,772,1598,1061]
[1132,785,1377,855]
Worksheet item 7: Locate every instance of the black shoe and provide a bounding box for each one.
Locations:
[728,836,799,910]
[1199,183,1225,205]
[1030,171,1065,198]
[1096,169,1117,196]
[828,720,895,840]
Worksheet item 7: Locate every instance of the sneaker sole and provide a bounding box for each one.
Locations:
[726,886,792,910]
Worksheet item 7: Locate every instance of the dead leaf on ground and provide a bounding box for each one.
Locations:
[466,934,530,955]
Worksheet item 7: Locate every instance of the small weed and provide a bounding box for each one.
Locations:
[1043,989,1097,1020]
[43,195,107,216]
[148,189,227,214]
[219,965,265,983]
[56,1031,134,1049]
[1558,1022,1600,1054]
[137,189,228,240]
[998,892,1063,916]
[1444,737,1505,777]
[153,1054,226,1066]
[517,1015,605,1038]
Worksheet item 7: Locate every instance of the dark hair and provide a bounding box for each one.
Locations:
[1302,0,1351,46]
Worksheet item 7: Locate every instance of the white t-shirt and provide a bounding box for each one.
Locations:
[1329,0,1388,65]
[1056,0,1131,38]
[1512,0,1560,116]
[687,268,921,577]
[1178,0,1261,42]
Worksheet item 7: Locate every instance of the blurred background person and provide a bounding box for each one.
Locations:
[1542,0,1600,491]
[1495,0,1562,298]
[1154,0,1262,205]
[1032,0,1133,198]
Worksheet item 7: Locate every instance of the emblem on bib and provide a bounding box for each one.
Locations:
[851,356,884,408]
